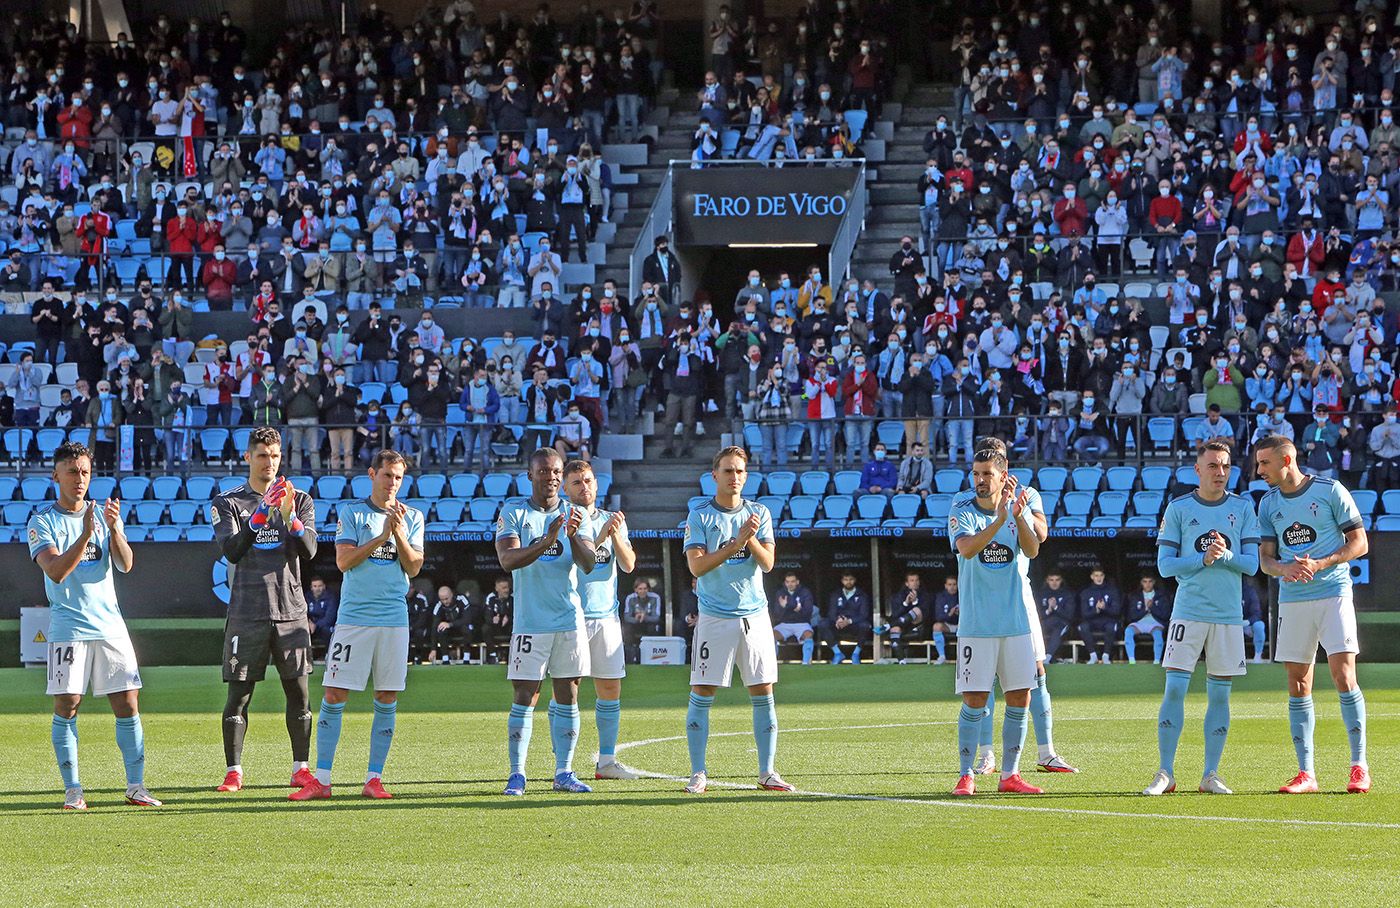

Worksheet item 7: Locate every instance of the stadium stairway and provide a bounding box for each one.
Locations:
[850,82,955,286]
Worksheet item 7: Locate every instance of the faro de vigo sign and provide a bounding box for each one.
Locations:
[673,168,859,246]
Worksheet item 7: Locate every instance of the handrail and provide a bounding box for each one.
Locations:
[629,159,673,298]
[829,162,868,287]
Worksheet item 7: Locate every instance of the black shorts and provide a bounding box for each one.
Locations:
[223,618,312,682]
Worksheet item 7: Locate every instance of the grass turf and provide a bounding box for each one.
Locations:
[1,662,1397,907]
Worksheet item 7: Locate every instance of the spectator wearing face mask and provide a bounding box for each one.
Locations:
[1368,406,1400,489]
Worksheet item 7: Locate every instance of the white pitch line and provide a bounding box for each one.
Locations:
[613,720,1400,830]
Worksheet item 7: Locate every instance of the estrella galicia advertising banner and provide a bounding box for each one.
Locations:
[672,167,860,246]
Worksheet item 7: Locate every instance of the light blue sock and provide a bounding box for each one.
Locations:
[1157,670,1191,775]
[507,703,534,776]
[114,715,145,787]
[315,699,345,784]
[957,704,982,776]
[367,700,396,777]
[751,693,777,776]
[1151,628,1165,663]
[1288,695,1315,773]
[595,699,621,762]
[1123,630,1136,661]
[1029,673,1053,750]
[979,686,997,748]
[801,638,814,663]
[850,646,860,663]
[1001,705,1029,776]
[1249,621,1267,660]
[51,715,79,789]
[1203,678,1231,776]
[550,700,581,774]
[686,692,714,774]
[1339,688,1367,766]
[933,631,946,658]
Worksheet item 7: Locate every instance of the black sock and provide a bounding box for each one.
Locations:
[223,680,255,768]
[282,675,312,764]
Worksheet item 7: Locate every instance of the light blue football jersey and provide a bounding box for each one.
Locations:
[496,498,591,634]
[335,499,425,627]
[1156,492,1260,624]
[683,498,775,619]
[948,494,1032,637]
[27,505,129,642]
[579,507,621,620]
[1256,477,1364,603]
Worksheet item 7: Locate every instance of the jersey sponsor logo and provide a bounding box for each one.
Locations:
[80,539,101,563]
[1282,521,1317,549]
[594,543,613,566]
[1194,532,1231,554]
[534,536,565,561]
[253,524,281,549]
[719,537,750,563]
[978,541,1014,569]
[369,539,398,563]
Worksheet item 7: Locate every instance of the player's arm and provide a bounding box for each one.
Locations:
[1304,526,1368,573]
[336,515,390,572]
[104,499,134,574]
[288,490,317,560]
[1011,492,1040,557]
[496,513,565,571]
[565,507,597,575]
[33,507,96,584]
[953,510,1007,559]
[214,495,258,564]
[390,507,425,578]
[604,512,638,573]
[1155,505,1203,578]
[745,506,776,572]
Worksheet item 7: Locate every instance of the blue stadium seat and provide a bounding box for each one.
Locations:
[151,526,183,542]
[1175,465,1198,487]
[151,476,182,501]
[925,494,953,521]
[1055,515,1088,529]
[1133,491,1165,518]
[2,428,32,461]
[217,476,244,494]
[449,474,480,498]
[1140,465,1172,490]
[231,427,252,453]
[513,473,531,497]
[799,471,831,495]
[914,518,942,529]
[788,496,820,521]
[35,428,67,460]
[313,500,335,526]
[416,475,447,499]
[890,494,922,519]
[1071,466,1104,492]
[1124,515,1158,529]
[1105,466,1137,491]
[134,501,166,525]
[120,476,151,500]
[351,474,374,498]
[933,468,964,494]
[782,519,813,530]
[3,501,32,526]
[124,526,149,542]
[595,473,612,498]
[469,498,502,522]
[89,476,117,500]
[186,526,215,542]
[1037,466,1069,492]
[1091,516,1123,529]
[21,476,51,501]
[315,475,347,500]
[198,428,229,463]
[1376,514,1400,531]
[823,495,853,520]
[856,494,888,520]
[785,423,806,457]
[1009,467,1033,488]
[814,518,847,529]
[1147,418,1177,452]
[845,519,880,529]
[0,476,16,500]
[766,471,797,497]
[1227,465,1242,491]
[358,382,387,404]
[168,502,200,525]
[883,518,915,528]
[743,472,763,498]
[875,420,904,451]
[1062,491,1094,517]
[1383,490,1400,515]
[1352,489,1378,516]
[757,496,786,519]
[1098,491,1129,517]
[833,471,862,495]
[1039,490,1060,517]
[843,108,868,143]
[742,423,766,461]
[185,476,216,500]
[1181,418,1205,445]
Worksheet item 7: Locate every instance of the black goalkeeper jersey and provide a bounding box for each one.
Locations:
[211,483,318,623]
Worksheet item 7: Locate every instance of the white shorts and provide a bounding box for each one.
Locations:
[1161,619,1247,676]
[507,629,591,681]
[586,616,627,680]
[1024,600,1046,662]
[690,611,779,688]
[954,634,1038,694]
[1127,616,1165,636]
[324,625,410,692]
[46,637,142,697]
[1275,595,1360,664]
[772,621,814,641]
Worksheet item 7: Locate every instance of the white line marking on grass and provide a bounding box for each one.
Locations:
[614,721,1400,830]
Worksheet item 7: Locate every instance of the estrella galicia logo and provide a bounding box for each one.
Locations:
[252,522,281,550]
[369,539,398,564]
[720,537,750,564]
[1282,521,1317,550]
[1194,532,1231,554]
[978,541,1014,570]
[80,539,102,563]
[535,536,565,562]
[595,544,613,566]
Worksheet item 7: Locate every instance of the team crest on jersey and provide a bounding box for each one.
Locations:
[1283,521,1317,549]
[1226,512,1237,526]
[978,541,1013,569]
[1309,501,1320,516]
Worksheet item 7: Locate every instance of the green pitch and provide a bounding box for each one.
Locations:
[2,664,1398,907]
